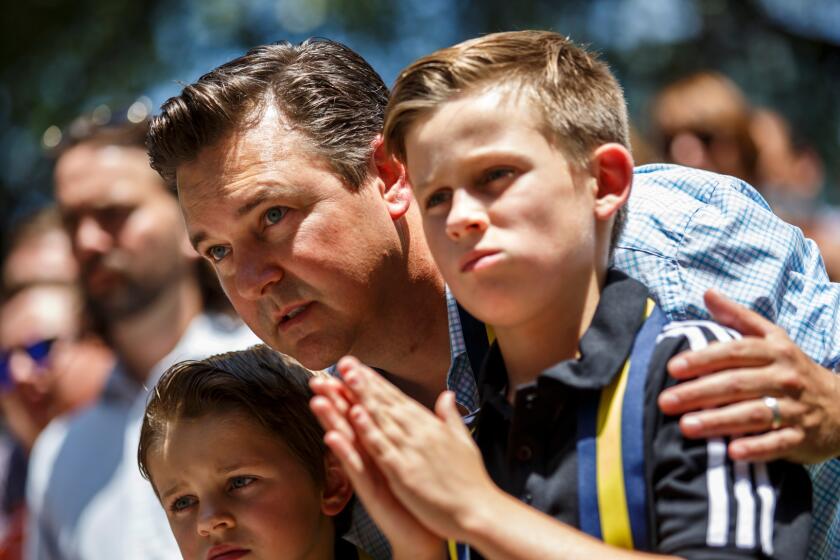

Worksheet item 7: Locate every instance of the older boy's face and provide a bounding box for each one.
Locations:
[177,105,404,370]
[147,412,335,560]
[405,88,599,329]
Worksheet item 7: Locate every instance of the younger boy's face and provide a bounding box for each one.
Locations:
[404,88,599,329]
[147,412,335,560]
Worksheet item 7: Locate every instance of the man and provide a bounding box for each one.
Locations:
[147,39,840,558]
[26,118,258,560]
[0,208,113,559]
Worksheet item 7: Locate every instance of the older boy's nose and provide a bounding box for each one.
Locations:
[445,190,488,241]
[234,245,284,300]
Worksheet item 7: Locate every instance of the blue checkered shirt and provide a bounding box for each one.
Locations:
[341,287,480,559]
[615,164,839,559]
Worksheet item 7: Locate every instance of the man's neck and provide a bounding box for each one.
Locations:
[108,276,203,383]
[351,221,452,409]
[496,267,606,398]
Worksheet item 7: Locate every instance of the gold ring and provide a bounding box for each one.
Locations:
[763,396,782,430]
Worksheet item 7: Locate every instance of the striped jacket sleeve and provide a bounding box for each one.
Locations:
[645,320,812,559]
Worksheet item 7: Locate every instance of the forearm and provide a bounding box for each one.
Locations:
[459,488,679,560]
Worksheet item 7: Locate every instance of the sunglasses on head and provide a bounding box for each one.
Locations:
[0,338,57,390]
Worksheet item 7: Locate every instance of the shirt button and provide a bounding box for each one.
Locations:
[524,392,537,410]
[523,492,533,504]
[516,445,533,461]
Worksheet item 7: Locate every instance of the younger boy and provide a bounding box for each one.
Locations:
[138,345,440,560]
[312,31,812,559]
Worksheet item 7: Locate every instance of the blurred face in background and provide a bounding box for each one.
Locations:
[54,143,194,322]
[0,285,112,450]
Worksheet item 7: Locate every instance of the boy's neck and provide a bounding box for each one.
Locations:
[496,266,606,399]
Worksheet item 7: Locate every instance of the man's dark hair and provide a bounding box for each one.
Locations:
[147,38,390,190]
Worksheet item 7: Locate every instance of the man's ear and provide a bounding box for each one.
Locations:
[371,135,412,221]
[320,451,354,517]
[591,143,633,221]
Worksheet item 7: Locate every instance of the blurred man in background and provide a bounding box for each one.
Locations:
[25,117,257,560]
[0,208,113,560]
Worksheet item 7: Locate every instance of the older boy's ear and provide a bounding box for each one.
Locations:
[321,451,354,516]
[591,143,634,221]
[371,135,412,221]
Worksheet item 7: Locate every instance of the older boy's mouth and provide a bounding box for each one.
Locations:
[206,544,250,560]
[460,249,502,273]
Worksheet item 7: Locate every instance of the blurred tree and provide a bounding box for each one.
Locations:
[2,0,839,246]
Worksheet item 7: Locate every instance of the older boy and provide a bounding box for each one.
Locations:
[314,31,811,559]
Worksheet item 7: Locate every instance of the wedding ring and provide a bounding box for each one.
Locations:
[763,396,783,430]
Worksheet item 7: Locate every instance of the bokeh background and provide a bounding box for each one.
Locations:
[3,0,840,244]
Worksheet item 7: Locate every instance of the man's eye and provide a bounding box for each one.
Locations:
[264,207,288,225]
[425,190,452,210]
[170,495,196,513]
[207,246,230,262]
[228,476,255,491]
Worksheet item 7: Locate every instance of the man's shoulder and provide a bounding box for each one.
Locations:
[631,164,771,208]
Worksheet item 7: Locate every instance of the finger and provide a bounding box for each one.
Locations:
[342,359,416,437]
[666,339,773,381]
[703,289,775,337]
[435,391,468,434]
[727,427,805,462]
[659,368,774,414]
[310,395,356,442]
[349,404,402,477]
[678,398,791,439]
[310,377,355,415]
[324,430,366,475]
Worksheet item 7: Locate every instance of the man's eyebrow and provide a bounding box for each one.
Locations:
[189,230,206,251]
[236,188,275,217]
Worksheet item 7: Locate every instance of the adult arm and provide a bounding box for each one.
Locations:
[659,290,840,463]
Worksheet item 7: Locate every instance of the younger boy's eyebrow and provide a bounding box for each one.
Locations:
[160,481,186,501]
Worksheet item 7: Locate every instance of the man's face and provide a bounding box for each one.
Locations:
[405,89,598,329]
[54,144,192,320]
[177,107,403,369]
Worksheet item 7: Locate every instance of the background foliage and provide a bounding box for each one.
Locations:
[3,0,839,244]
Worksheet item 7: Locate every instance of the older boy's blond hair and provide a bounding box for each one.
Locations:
[383,30,630,247]
[384,30,630,168]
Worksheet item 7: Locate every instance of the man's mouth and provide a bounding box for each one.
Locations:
[276,302,312,330]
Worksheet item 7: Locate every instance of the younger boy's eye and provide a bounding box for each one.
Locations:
[425,189,452,210]
[264,206,288,225]
[228,476,256,491]
[170,495,197,513]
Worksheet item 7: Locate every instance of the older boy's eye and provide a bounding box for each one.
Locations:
[228,476,256,491]
[479,167,515,185]
[425,189,452,210]
[170,495,197,513]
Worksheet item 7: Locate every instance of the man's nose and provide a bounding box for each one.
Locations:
[73,216,112,259]
[234,245,284,300]
[445,190,489,241]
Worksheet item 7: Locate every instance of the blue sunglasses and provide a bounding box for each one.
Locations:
[0,338,57,390]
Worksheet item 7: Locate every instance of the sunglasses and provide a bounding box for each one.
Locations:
[0,338,57,390]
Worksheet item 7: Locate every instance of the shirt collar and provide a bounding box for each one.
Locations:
[479,269,650,400]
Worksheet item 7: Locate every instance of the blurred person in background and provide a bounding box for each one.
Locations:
[750,109,840,280]
[0,208,113,560]
[650,71,758,186]
[651,71,840,281]
[25,116,258,560]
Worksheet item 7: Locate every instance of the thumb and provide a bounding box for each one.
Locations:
[704,289,774,337]
[435,391,467,433]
